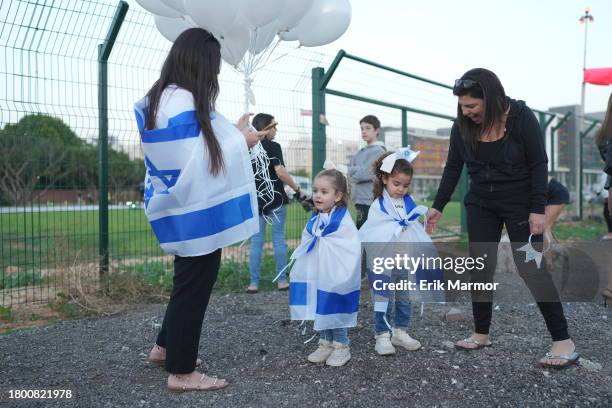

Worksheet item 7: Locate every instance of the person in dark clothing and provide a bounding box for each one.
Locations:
[247,113,306,293]
[595,93,612,241]
[595,92,612,305]
[426,68,578,368]
[544,178,570,246]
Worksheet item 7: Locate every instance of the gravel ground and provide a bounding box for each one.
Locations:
[0,291,610,408]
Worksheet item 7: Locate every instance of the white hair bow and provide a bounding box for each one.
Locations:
[323,159,347,174]
[380,146,420,174]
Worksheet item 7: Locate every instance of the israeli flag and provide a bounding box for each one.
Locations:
[289,207,361,331]
[134,85,259,256]
[359,193,444,312]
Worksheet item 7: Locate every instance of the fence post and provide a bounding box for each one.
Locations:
[579,120,600,219]
[401,109,408,147]
[312,67,326,177]
[98,1,129,285]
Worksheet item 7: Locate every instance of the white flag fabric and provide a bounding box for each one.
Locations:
[134,85,259,256]
[359,193,444,312]
[289,206,361,331]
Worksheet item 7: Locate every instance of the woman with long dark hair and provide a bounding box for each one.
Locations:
[135,28,266,392]
[426,68,578,368]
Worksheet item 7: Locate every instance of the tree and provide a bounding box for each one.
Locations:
[0,114,77,204]
[0,114,144,205]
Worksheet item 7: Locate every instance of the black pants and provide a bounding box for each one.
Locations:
[466,195,569,341]
[355,204,370,230]
[604,201,612,233]
[156,249,221,374]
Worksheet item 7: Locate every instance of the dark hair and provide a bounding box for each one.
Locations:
[595,92,612,147]
[360,115,381,130]
[252,113,274,131]
[372,151,414,198]
[145,28,223,175]
[315,169,349,208]
[453,68,509,147]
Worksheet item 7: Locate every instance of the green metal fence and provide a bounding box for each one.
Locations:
[0,0,325,306]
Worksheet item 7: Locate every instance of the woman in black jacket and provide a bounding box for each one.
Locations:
[596,93,612,241]
[595,92,612,305]
[426,68,578,368]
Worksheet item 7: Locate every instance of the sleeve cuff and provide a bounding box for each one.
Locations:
[529,204,545,214]
[432,199,446,213]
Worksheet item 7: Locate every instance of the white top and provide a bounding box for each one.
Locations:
[389,195,408,219]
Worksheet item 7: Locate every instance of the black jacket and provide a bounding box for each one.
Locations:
[598,141,612,190]
[433,99,548,214]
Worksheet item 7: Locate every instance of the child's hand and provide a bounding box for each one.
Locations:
[425,208,442,234]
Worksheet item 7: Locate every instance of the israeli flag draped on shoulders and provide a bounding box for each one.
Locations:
[359,191,444,312]
[289,206,361,331]
[134,85,258,256]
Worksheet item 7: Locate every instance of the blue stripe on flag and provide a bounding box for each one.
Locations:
[138,111,201,143]
[150,193,254,243]
[289,282,308,306]
[316,289,360,315]
[403,194,417,214]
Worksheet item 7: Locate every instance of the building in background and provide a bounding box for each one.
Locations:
[548,104,603,199]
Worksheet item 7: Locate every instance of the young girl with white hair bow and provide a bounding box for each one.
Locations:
[359,147,443,356]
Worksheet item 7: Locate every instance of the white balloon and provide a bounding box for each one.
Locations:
[154,15,196,42]
[160,0,186,14]
[185,0,240,36]
[276,0,313,31]
[218,24,250,66]
[296,0,351,47]
[278,26,299,41]
[134,0,182,18]
[249,21,279,54]
[239,0,284,28]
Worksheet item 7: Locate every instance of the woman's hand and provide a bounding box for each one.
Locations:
[236,112,253,131]
[425,208,442,235]
[529,212,545,235]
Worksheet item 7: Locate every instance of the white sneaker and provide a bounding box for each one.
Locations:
[325,342,351,367]
[391,328,422,351]
[307,340,333,363]
[375,332,396,355]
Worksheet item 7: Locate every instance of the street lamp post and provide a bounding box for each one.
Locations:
[577,8,594,219]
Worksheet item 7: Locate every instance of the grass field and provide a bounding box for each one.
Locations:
[0,201,461,269]
[7,200,607,295]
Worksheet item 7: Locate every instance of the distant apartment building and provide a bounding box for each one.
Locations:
[548,105,604,194]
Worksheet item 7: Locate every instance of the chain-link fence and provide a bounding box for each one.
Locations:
[0,0,331,306]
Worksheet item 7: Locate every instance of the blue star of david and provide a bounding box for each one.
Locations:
[144,156,180,190]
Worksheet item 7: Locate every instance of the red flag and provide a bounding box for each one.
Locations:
[584,67,612,85]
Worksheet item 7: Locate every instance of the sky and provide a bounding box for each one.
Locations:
[316,0,612,114]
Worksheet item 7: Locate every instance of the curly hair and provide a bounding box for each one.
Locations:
[314,169,349,208]
[372,151,414,198]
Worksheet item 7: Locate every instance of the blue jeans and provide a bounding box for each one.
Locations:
[319,328,349,345]
[249,205,288,286]
[375,299,412,335]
